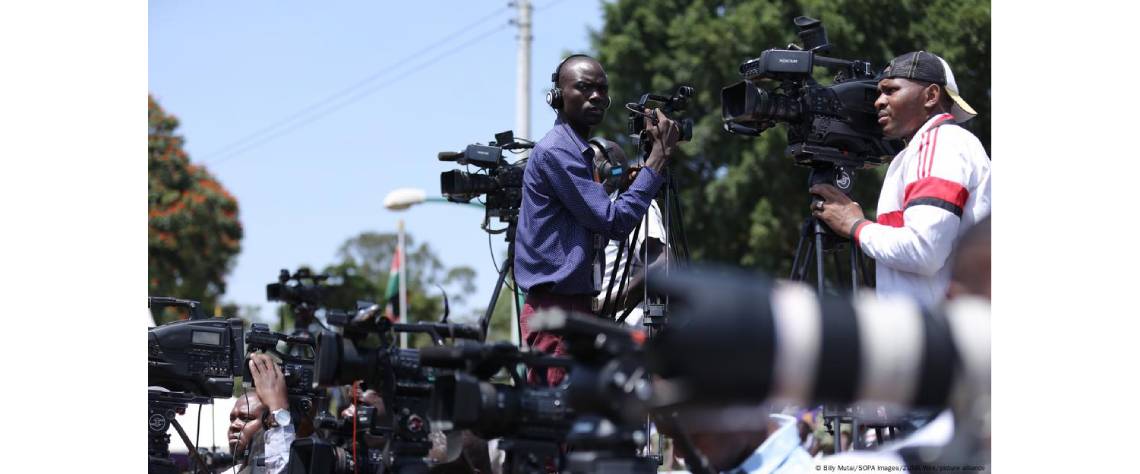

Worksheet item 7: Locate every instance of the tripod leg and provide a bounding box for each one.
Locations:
[791,223,808,280]
[814,222,826,294]
[512,269,524,350]
[850,243,858,292]
[832,416,842,454]
[831,250,844,292]
[856,245,874,287]
[795,234,815,282]
[170,418,209,474]
[480,256,512,342]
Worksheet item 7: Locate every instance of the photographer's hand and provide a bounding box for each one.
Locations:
[810,184,866,239]
[644,108,680,174]
[249,353,289,412]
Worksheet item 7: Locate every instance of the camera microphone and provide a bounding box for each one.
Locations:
[438,151,464,162]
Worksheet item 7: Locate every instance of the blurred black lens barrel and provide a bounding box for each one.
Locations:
[647,269,989,410]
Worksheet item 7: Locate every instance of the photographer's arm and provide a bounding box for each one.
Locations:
[540,109,680,240]
[813,142,972,276]
[249,354,295,474]
[540,147,662,240]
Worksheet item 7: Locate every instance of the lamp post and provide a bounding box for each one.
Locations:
[383,187,484,211]
[382,188,521,346]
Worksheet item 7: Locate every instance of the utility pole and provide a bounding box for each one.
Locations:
[513,0,532,145]
[509,0,531,349]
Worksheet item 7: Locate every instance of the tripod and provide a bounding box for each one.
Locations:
[148,390,213,474]
[789,164,874,295]
[479,217,520,343]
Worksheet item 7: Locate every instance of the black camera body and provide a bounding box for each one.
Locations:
[148,297,244,398]
[244,323,317,413]
[290,408,386,474]
[627,86,695,155]
[439,130,533,233]
[266,268,332,308]
[420,342,573,441]
[721,16,903,192]
[311,309,483,471]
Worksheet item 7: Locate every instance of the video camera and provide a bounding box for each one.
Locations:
[420,342,572,440]
[289,405,385,474]
[244,322,318,412]
[266,267,338,308]
[310,303,483,471]
[418,341,571,473]
[721,16,903,195]
[148,297,244,398]
[420,318,658,474]
[438,130,533,234]
[627,86,695,155]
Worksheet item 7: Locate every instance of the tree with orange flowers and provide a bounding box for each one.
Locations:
[149,95,243,323]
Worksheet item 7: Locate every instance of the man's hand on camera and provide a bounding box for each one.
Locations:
[810,183,865,239]
[644,108,680,174]
[249,353,289,413]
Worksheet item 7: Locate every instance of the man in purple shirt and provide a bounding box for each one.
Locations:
[514,54,680,385]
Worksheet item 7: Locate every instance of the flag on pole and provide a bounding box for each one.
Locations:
[384,248,401,321]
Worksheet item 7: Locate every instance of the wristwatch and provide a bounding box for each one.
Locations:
[265,408,292,428]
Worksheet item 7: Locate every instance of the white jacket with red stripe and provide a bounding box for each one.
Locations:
[853,113,991,308]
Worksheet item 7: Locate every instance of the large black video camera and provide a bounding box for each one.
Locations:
[721,16,903,194]
[422,318,658,474]
[148,297,244,398]
[421,341,572,439]
[438,130,533,234]
[419,341,572,473]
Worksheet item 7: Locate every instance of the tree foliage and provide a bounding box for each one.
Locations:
[589,0,989,277]
[149,95,243,323]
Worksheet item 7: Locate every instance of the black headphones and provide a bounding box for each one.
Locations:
[588,136,624,188]
[546,53,592,110]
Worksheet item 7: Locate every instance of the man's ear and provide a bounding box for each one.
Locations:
[924,83,942,110]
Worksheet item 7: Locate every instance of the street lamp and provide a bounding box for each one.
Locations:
[381,187,517,346]
[383,187,483,211]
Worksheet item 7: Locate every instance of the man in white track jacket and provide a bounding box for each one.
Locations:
[811,51,991,308]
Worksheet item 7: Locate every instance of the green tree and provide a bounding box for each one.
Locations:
[589,0,989,278]
[149,95,243,323]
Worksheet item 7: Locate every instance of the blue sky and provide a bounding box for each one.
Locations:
[149,0,605,323]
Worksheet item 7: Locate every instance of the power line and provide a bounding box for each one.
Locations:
[207,23,510,166]
[534,0,570,11]
[203,1,576,167]
[206,24,508,168]
[201,5,510,164]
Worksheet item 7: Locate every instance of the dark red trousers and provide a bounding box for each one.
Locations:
[519,291,593,387]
